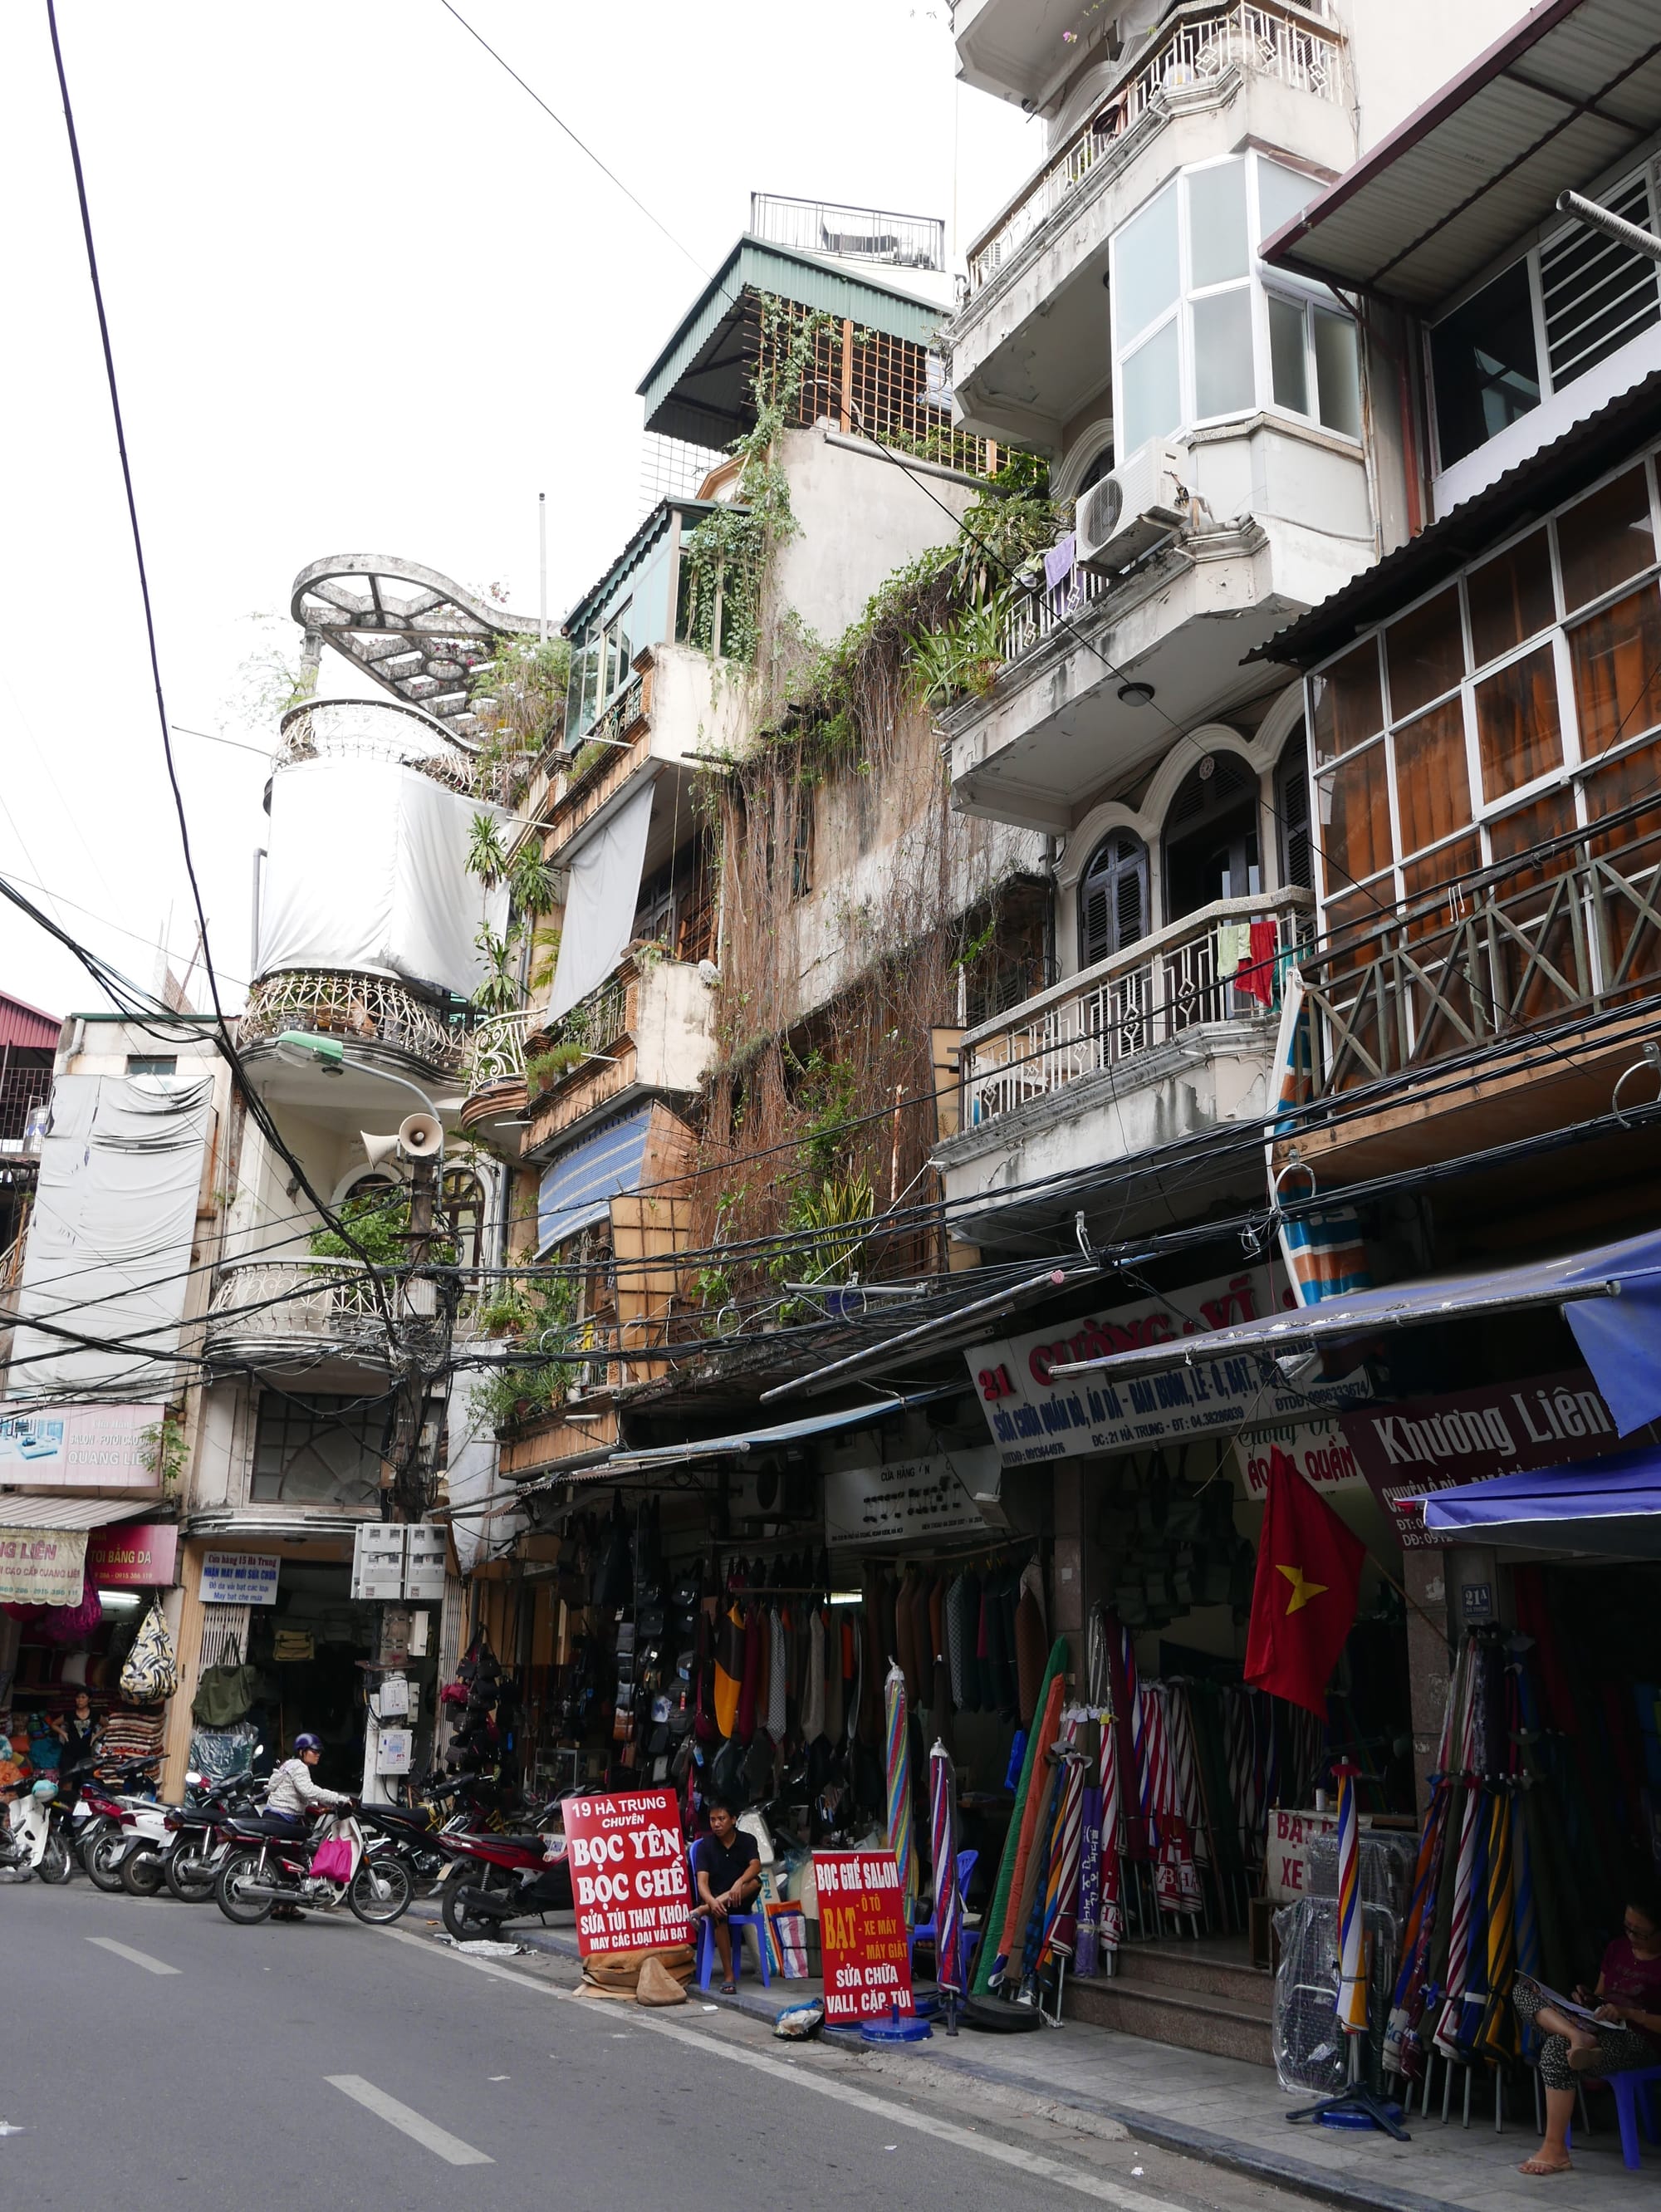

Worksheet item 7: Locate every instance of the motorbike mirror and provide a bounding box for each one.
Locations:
[186,1773,205,1787]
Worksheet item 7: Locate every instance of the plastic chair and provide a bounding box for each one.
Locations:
[1572,2066,1661,2171]
[907,1848,982,1976]
[689,1843,770,1992]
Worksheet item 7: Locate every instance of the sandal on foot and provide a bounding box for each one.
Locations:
[720,1980,737,1995]
[1519,2156,1573,2176]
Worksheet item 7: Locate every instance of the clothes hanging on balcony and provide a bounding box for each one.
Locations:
[1214,920,1252,980]
[1042,533,1077,596]
[1234,919,1280,1006]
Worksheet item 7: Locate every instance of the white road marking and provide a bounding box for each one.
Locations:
[326,2075,492,2166]
[85,1936,179,1977]
[373,1926,1176,2210]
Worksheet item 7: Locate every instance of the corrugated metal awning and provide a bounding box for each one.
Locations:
[0,1493,158,1529]
[1260,0,1661,307]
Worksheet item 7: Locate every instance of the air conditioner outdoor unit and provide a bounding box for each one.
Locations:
[1076,441,1188,574]
[735,1461,816,1522]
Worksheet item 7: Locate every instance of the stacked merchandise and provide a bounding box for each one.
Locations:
[97,1704,167,1766]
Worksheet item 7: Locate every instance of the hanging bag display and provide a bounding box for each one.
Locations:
[120,1600,179,1700]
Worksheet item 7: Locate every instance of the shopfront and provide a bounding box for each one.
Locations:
[0,1498,179,1791]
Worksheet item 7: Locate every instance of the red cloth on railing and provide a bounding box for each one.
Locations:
[1235,918,1280,1005]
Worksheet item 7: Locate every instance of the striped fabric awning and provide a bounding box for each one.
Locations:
[537,1105,654,1253]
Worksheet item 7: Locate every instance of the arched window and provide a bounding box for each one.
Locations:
[1276,726,1314,891]
[1078,829,1148,969]
[1163,752,1260,921]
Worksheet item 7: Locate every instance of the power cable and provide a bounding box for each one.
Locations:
[437,2,709,278]
[46,4,397,1303]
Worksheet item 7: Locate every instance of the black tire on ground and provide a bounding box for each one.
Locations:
[37,1833,72,1886]
[347,1854,413,1925]
[215,1847,275,1925]
[84,1831,130,1894]
[164,1839,219,1904]
[120,1847,166,1897]
[440,1862,509,1942]
[958,1994,1046,2033]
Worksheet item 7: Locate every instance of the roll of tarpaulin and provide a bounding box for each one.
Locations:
[973,1636,1069,1997]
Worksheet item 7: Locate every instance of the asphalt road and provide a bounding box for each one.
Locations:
[1,1880,1315,2212]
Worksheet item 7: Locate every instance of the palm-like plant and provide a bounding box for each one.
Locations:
[472,923,522,1013]
[468,812,509,889]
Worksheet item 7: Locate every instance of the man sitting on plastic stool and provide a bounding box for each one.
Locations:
[691,1794,762,1994]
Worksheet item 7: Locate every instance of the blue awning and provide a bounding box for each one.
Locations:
[1415,1444,1661,1558]
[605,1388,953,1473]
[1048,1227,1661,1440]
[537,1106,654,1254]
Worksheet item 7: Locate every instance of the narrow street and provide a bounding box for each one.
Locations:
[2,1885,1313,2212]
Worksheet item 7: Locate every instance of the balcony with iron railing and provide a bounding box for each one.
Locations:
[964,1,1344,299]
[241,969,468,1076]
[522,951,718,1158]
[203,1257,446,1372]
[948,886,1312,1135]
[1288,813,1661,1177]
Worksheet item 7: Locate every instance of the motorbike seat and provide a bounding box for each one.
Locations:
[496,1833,557,1852]
[229,1812,303,1837]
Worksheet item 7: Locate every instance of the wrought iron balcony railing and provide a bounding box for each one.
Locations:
[460,1008,533,1094]
[964,0,1344,297]
[242,970,464,1073]
[959,887,1312,1130]
[1298,817,1661,1104]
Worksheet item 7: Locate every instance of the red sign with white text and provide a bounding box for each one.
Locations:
[813,1849,914,2023]
[562,1789,691,1956]
[86,1523,178,1587]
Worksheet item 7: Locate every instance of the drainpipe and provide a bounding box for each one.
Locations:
[1042,834,1059,986]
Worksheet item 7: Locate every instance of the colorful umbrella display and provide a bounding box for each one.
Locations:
[884,1661,914,1923]
[928,1739,964,2019]
[1335,1763,1366,2034]
[1041,1749,1086,1966]
[1098,1707,1125,1956]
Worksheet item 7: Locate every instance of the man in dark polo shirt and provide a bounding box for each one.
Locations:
[691,1794,761,1994]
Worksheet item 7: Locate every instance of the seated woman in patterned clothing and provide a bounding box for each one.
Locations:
[1516,1887,1661,2177]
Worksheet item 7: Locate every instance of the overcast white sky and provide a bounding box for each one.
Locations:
[0,2,1034,1023]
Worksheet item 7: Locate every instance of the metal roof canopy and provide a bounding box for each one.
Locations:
[1259,0,1661,309]
[1247,363,1661,668]
[562,498,721,641]
[604,1386,956,1474]
[637,236,948,449]
[0,1495,158,1528]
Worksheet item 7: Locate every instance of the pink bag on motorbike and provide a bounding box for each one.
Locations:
[311,1832,355,1881]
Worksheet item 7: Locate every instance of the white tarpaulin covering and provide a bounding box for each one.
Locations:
[546,780,654,1021]
[11,1074,214,1400]
[257,756,508,998]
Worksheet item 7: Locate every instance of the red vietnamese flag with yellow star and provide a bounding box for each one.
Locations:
[1244,1447,1365,1717]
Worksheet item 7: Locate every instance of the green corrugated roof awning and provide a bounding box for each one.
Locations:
[637,237,948,448]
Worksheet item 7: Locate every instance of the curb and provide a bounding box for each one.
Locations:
[406,1904,1453,2212]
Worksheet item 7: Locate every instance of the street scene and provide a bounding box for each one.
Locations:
[2,2,1661,2206]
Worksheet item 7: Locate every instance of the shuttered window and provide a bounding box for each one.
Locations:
[1078,831,1148,969]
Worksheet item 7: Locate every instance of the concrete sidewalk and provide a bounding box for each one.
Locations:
[411,1901,1655,2212]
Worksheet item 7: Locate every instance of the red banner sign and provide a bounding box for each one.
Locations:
[562,1789,690,1956]
[812,1849,914,2023]
[1340,1371,1616,1547]
[86,1523,177,1587]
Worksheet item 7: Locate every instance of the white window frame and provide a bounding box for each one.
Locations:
[1308,446,1661,915]
[1110,152,1364,455]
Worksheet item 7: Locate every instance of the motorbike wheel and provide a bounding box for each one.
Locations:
[347,1854,413,1926]
[37,1832,72,1886]
[120,1846,166,1897]
[215,1847,275,1926]
[84,1830,130,1894]
[441,1861,510,1942]
[164,1838,220,1904]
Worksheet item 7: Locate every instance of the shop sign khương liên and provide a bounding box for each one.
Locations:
[1340,1370,1617,1547]
[966,1268,1370,1467]
[812,1849,914,2023]
[0,1526,86,1605]
[563,1789,691,1955]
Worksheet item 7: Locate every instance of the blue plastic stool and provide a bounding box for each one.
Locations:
[908,1848,982,1976]
[689,1843,771,1991]
[1596,2066,1661,2171]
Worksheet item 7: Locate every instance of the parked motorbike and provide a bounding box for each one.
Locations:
[213,1803,413,1927]
[436,1803,572,1941]
[76,1760,164,1891]
[0,1775,73,1884]
[160,1767,267,1902]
